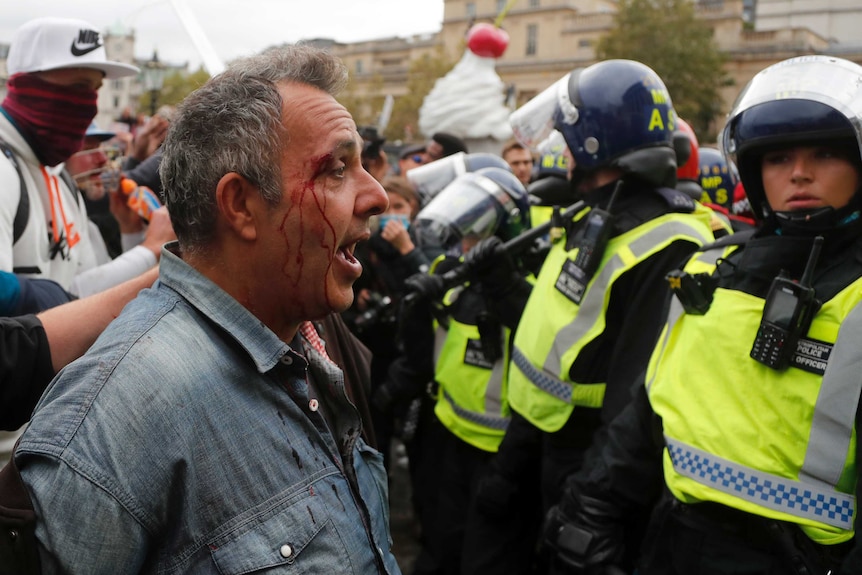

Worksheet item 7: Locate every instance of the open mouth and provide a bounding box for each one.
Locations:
[338,243,358,264]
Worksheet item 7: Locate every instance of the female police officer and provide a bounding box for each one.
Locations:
[544,54,862,574]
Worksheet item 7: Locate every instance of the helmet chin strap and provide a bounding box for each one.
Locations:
[772,201,861,235]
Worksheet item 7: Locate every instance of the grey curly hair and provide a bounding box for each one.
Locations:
[160,44,348,252]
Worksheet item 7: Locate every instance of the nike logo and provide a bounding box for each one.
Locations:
[70,29,102,57]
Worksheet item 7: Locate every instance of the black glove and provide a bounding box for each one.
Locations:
[542,493,625,574]
[403,272,446,301]
[473,469,520,521]
[463,236,508,279]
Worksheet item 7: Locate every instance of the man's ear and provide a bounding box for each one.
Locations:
[215,172,260,241]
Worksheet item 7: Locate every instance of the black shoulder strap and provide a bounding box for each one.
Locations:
[696,227,756,253]
[654,186,697,214]
[0,140,29,245]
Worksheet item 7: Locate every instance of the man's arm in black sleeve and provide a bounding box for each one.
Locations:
[0,315,54,431]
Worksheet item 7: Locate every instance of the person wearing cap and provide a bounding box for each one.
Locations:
[0,17,167,304]
[398,143,427,175]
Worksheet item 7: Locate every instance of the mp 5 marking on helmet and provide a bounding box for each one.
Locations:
[510,59,677,186]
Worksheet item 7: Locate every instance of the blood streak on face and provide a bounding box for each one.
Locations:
[268,81,387,325]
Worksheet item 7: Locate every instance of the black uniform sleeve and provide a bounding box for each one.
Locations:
[594,240,695,425]
[0,315,54,431]
[572,383,665,508]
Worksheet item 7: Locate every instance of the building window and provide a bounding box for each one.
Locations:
[466,2,476,17]
[497,0,507,14]
[529,0,540,6]
[113,96,120,108]
[113,79,123,90]
[356,60,363,74]
[526,24,537,56]
[579,39,592,48]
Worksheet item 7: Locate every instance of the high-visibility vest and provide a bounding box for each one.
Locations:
[647,244,862,545]
[433,313,511,452]
[508,207,715,432]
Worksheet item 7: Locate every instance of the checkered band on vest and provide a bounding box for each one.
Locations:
[512,346,571,401]
[667,438,854,530]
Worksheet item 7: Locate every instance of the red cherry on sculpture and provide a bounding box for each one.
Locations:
[466,23,510,59]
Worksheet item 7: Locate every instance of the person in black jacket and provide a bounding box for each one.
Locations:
[1,268,157,433]
[547,54,862,575]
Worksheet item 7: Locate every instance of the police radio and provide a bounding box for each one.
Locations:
[571,181,622,279]
[750,236,823,370]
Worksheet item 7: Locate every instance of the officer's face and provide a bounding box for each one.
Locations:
[761,144,859,212]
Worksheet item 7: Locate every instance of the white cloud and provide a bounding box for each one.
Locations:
[1,0,444,72]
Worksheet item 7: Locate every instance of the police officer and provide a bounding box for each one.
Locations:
[545,54,862,574]
[470,59,719,574]
[399,166,534,575]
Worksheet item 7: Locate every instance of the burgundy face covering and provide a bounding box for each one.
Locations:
[2,73,98,167]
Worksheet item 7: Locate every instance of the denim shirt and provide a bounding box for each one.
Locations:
[16,244,401,575]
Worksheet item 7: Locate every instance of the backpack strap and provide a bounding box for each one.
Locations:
[0,140,29,246]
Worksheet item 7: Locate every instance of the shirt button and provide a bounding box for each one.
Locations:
[280,543,293,558]
[309,399,319,412]
[280,355,294,366]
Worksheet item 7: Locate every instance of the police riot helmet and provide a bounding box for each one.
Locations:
[698,147,738,212]
[412,166,531,255]
[406,151,510,207]
[722,55,862,223]
[510,59,678,187]
[673,118,702,201]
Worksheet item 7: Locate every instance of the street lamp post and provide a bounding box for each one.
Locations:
[142,50,166,117]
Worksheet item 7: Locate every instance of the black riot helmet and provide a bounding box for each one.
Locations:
[510,59,678,188]
[722,55,862,227]
[412,166,531,256]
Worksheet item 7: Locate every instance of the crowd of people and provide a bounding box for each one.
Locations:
[1,13,862,575]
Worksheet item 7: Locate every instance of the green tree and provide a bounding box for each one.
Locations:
[595,0,731,140]
[140,67,211,113]
[339,46,456,144]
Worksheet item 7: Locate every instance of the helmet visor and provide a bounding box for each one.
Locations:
[509,73,574,151]
[412,173,508,255]
[406,152,467,207]
[722,56,862,160]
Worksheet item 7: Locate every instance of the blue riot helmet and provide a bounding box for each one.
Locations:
[412,166,531,256]
[697,147,738,212]
[406,152,510,207]
[722,55,862,225]
[510,60,678,188]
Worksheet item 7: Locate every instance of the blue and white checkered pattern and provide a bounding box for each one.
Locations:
[667,439,854,530]
[511,347,571,401]
[443,391,510,430]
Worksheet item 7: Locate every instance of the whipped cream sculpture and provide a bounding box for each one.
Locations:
[418,23,514,142]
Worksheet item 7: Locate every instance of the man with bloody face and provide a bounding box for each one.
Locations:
[14,45,401,574]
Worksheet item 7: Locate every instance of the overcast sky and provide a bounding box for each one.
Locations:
[2,0,445,73]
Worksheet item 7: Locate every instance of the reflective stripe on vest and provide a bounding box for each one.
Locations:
[434,314,511,451]
[666,436,854,530]
[650,250,862,536]
[441,389,510,431]
[513,218,712,408]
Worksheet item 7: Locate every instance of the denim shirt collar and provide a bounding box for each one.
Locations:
[158,241,296,374]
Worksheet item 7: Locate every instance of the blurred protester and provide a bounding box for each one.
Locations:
[360,126,391,182]
[121,105,174,196]
[13,44,399,574]
[502,138,535,187]
[399,143,427,176]
[0,17,156,302]
[0,268,157,432]
[349,175,430,468]
[425,131,468,162]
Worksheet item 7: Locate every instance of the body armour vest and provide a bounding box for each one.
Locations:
[648,244,862,545]
[508,207,714,432]
[433,308,512,453]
